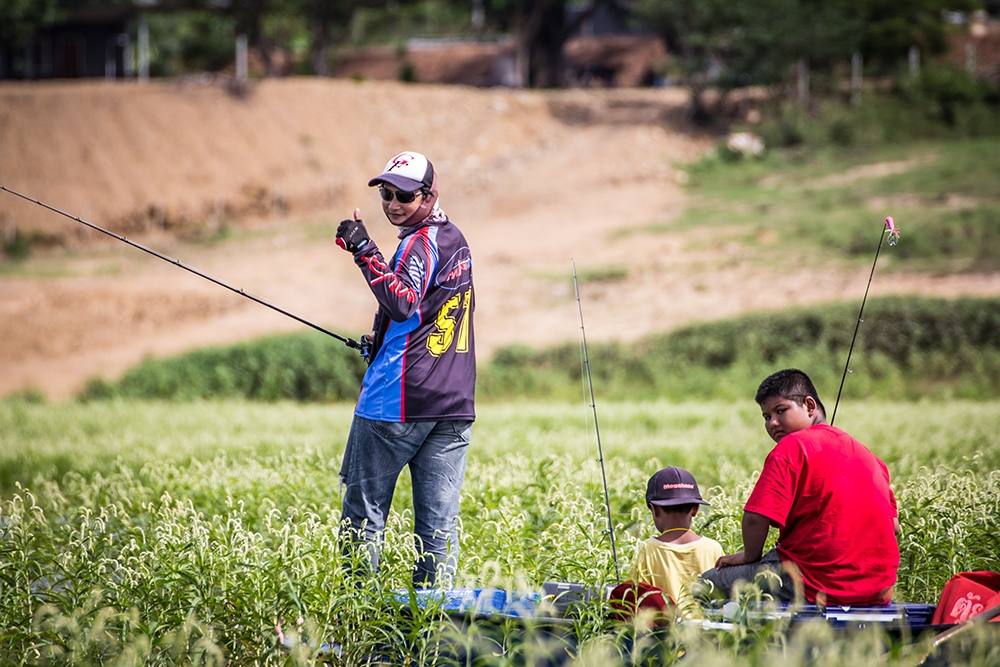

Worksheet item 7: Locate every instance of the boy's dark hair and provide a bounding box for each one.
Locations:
[755,368,827,416]
[650,502,698,515]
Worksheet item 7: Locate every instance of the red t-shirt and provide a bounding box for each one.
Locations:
[744,424,900,604]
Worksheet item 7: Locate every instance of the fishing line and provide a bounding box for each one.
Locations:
[1,185,366,352]
[572,260,621,581]
[830,216,899,425]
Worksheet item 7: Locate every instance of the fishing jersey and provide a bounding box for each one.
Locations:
[351,217,475,422]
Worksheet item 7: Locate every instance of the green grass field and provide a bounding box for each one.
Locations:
[674,138,1000,274]
[2,398,998,664]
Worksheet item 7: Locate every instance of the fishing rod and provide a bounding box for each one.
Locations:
[572,260,621,582]
[0,185,367,354]
[830,215,900,425]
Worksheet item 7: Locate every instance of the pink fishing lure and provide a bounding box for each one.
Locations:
[884,216,901,246]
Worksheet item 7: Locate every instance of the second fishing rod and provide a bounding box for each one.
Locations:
[1,185,369,357]
[573,260,621,582]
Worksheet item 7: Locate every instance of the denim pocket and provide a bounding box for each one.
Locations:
[447,420,473,441]
[371,420,417,440]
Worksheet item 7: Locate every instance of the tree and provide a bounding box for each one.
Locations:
[484,0,612,87]
[0,0,59,49]
[632,0,862,119]
[228,0,274,74]
[632,0,764,120]
[858,0,979,71]
[291,0,366,76]
[635,0,983,120]
[261,0,388,76]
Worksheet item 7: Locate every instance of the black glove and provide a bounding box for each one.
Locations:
[336,218,370,253]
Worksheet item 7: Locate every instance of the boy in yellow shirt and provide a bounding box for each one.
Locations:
[629,466,723,618]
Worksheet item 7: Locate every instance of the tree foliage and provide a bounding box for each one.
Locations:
[292,0,357,76]
[634,0,861,83]
[632,0,981,115]
[146,10,234,76]
[479,0,613,87]
[0,0,59,48]
[859,0,979,69]
[6,0,986,88]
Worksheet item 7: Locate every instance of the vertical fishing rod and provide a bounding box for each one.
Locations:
[0,185,366,353]
[830,216,900,425]
[572,260,621,582]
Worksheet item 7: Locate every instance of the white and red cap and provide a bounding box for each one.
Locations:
[368,151,435,193]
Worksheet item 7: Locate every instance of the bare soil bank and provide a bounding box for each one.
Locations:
[1,79,996,399]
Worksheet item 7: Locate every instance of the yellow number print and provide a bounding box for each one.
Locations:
[456,288,472,353]
[427,288,473,357]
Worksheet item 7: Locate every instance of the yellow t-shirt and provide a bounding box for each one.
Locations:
[628,535,724,618]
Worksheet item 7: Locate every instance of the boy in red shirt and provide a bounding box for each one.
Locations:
[702,369,900,605]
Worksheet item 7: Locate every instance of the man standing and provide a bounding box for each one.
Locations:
[335,150,475,588]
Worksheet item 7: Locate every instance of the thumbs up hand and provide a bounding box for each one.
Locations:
[336,208,371,253]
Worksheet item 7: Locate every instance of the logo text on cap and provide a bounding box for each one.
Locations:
[388,155,414,172]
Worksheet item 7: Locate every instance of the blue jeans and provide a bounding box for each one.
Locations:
[339,415,471,588]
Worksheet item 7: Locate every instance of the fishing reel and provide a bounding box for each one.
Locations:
[359,335,374,363]
[347,335,375,364]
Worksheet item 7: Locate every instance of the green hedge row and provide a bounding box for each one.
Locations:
[81,333,367,402]
[80,296,1000,403]
[478,296,1000,402]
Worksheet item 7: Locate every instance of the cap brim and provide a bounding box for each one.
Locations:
[649,498,710,507]
[368,173,424,192]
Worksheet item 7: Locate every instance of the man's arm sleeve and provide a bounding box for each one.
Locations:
[744,444,800,528]
[354,231,437,321]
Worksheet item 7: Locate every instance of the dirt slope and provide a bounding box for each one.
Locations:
[1,79,997,399]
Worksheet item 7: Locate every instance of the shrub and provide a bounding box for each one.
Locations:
[2,388,46,404]
[897,63,999,129]
[479,297,1000,402]
[80,332,367,402]
[2,229,33,260]
[397,60,417,83]
[758,106,809,148]
[81,297,1000,404]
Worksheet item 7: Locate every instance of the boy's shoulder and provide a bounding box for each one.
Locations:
[643,535,723,553]
[779,424,887,469]
[698,535,725,554]
[781,424,861,448]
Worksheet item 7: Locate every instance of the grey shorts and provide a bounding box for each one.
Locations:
[700,549,799,602]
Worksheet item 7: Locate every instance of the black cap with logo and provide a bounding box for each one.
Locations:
[645,466,710,507]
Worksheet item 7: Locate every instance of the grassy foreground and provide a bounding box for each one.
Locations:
[2,398,998,664]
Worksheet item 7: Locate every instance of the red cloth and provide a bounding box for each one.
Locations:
[931,571,1000,625]
[744,424,899,605]
[608,581,672,621]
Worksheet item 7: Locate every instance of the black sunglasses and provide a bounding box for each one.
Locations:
[379,186,421,204]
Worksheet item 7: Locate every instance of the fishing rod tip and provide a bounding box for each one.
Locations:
[883,215,901,245]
